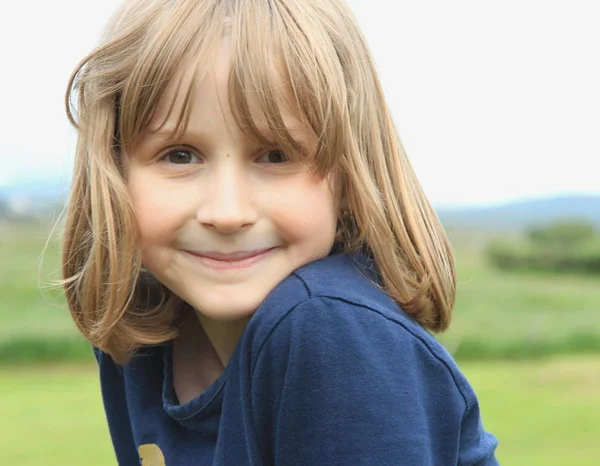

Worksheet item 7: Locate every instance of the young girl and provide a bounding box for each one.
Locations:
[62,0,498,464]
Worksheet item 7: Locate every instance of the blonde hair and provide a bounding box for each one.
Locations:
[63,0,456,364]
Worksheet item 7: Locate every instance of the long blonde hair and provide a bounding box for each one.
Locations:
[63,0,456,364]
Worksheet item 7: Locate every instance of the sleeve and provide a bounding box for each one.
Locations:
[93,347,140,465]
[250,299,498,466]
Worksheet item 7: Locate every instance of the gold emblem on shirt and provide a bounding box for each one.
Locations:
[138,444,166,466]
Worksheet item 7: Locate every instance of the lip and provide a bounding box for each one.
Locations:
[184,247,277,270]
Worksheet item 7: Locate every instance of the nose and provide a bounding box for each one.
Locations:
[196,162,257,233]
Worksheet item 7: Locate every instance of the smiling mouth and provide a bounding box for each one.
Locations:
[184,247,277,270]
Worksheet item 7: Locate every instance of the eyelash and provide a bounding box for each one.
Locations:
[160,148,290,166]
[161,149,201,165]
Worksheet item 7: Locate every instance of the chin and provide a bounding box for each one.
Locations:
[191,293,265,322]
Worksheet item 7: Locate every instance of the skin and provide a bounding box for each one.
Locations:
[125,38,338,368]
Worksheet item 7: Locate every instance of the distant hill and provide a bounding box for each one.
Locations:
[437,195,600,233]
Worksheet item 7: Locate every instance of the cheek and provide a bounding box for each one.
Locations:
[266,176,338,243]
[127,174,186,246]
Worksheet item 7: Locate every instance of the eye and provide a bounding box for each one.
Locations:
[256,149,289,164]
[163,149,201,164]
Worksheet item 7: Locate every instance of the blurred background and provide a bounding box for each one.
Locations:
[1,0,599,464]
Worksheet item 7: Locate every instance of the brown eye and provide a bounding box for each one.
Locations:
[165,150,200,164]
[256,149,289,164]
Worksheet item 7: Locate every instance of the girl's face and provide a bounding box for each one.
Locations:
[125,39,338,323]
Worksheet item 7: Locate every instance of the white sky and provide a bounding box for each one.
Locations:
[1,0,598,207]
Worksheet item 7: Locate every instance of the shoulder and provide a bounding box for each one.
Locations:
[248,251,418,332]
[93,344,165,388]
[244,252,470,408]
[244,254,499,463]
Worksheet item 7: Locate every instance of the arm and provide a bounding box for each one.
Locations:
[93,347,140,465]
[251,299,498,465]
[456,377,500,466]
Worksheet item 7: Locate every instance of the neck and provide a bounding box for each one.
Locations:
[196,312,249,367]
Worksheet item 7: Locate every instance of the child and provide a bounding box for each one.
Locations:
[62,0,499,464]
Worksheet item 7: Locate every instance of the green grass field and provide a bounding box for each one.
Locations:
[0,223,73,340]
[0,358,598,465]
[441,241,600,359]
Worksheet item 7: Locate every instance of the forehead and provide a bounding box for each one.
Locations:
[145,37,312,142]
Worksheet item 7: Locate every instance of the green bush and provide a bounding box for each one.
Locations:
[528,220,596,246]
[0,336,93,366]
[486,221,600,274]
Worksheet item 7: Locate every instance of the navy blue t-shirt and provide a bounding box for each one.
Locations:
[95,252,499,465]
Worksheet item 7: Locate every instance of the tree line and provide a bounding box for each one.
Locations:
[486,220,600,274]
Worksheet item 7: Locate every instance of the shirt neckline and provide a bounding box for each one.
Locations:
[161,341,228,424]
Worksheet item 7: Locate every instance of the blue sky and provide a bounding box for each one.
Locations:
[1,0,599,207]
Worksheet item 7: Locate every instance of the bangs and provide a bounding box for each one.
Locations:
[116,0,224,151]
[109,0,351,175]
